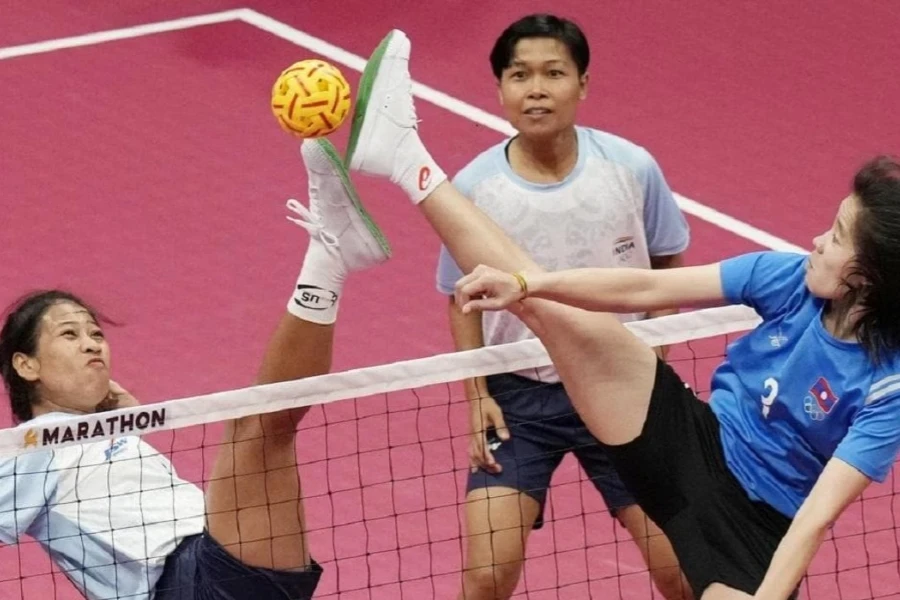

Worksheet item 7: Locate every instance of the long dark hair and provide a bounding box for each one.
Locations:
[0,290,105,423]
[844,156,900,362]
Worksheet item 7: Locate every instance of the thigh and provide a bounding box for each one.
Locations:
[469,374,570,529]
[206,413,310,572]
[154,532,323,600]
[515,301,659,446]
[464,486,542,569]
[466,415,565,529]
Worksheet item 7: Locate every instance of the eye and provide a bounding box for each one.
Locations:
[509,70,526,80]
[548,69,565,77]
[831,232,840,245]
[61,330,77,339]
[91,330,105,340]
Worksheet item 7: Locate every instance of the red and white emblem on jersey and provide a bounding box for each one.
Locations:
[804,377,840,421]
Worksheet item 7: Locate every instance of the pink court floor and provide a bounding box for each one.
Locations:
[1,2,899,598]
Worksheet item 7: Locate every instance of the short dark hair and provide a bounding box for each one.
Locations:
[845,155,900,361]
[489,14,590,79]
[0,290,105,423]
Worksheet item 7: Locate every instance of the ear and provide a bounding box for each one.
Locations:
[579,72,589,100]
[12,353,39,382]
[496,79,504,107]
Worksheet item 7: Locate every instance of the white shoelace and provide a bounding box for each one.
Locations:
[285,198,339,249]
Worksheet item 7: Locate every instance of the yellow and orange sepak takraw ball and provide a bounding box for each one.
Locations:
[271,59,352,138]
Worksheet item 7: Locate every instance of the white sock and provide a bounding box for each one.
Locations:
[287,235,347,325]
[392,132,447,204]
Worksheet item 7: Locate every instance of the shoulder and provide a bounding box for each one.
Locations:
[0,448,55,475]
[867,359,900,405]
[720,251,813,317]
[579,127,659,176]
[723,251,808,277]
[453,140,509,196]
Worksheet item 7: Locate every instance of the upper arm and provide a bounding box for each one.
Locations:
[0,452,58,544]
[639,152,690,256]
[448,290,484,350]
[436,244,465,295]
[718,251,809,319]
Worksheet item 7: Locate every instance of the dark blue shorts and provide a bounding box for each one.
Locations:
[154,532,322,600]
[467,372,636,528]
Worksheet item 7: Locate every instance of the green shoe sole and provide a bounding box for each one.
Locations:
[345,30,395,168]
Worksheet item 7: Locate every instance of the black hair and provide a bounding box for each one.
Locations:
[844,155,900,361]
[489,14,590,79]
[0,290,105,423]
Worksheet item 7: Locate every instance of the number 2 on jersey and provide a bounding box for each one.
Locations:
[761,377,779,418]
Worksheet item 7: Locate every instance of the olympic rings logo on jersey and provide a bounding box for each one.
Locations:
[804,377,840,421]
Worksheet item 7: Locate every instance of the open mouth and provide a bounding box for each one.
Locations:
[524,108,552,116]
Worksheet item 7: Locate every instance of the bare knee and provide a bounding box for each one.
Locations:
[227,407,308,444]
[462,562,522,600]
[462,488,538,600]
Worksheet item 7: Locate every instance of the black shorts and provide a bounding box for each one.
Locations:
[154,532,322,600]
[467,372,636,528]
[603,359,794,596]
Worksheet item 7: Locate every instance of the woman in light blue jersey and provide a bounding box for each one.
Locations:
[340,35,900,598]
[0,137,389,600]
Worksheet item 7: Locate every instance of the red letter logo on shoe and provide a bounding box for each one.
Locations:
[418,166,431,191]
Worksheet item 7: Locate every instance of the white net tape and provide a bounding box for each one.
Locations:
[0,305,761,459]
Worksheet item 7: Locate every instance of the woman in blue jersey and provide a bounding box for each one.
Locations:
[342,29,900,598]
[0,138,389,599]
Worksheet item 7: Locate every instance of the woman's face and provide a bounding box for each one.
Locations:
[14,302,111,416]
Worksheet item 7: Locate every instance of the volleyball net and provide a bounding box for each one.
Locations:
[1,305,898,599]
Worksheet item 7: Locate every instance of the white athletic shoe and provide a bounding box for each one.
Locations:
[287,138,391,272]
[344,30,418,178]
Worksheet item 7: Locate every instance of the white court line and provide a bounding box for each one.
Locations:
[0,8,806,254]
[0,9,247,60]
[240,9,807,254]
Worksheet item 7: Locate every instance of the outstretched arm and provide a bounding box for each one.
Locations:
[753,458,869,599]
[455,262,729,315]
[646,252,686,360]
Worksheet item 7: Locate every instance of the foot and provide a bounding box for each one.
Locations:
[345,29,446,204]
[288,137,391,272]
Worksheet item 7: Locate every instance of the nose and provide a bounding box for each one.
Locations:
[812,234,825,253]
[527,76,548,98]
[81,332,102,353]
